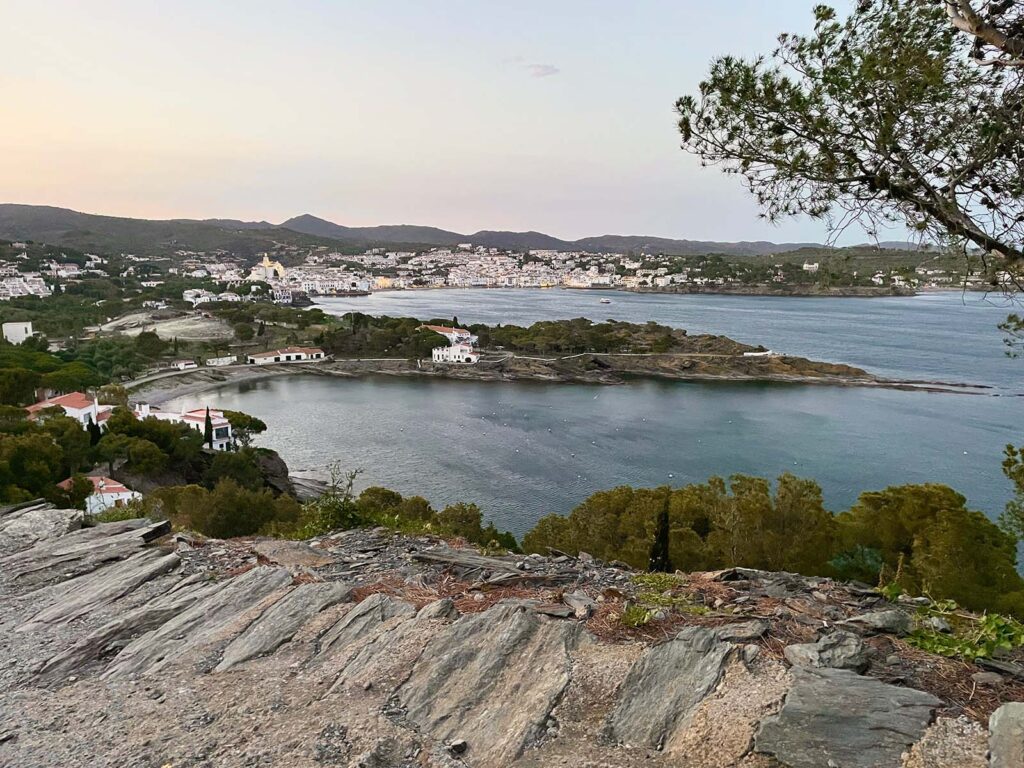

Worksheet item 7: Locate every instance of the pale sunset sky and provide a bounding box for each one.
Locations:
[1,1,860,241]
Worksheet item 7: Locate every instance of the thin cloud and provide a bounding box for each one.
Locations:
[526,63,560,78]
[504,56,560,78]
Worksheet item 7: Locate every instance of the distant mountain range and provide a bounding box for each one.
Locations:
[0,204,919,258]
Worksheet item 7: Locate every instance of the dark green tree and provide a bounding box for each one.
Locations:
[203,407,213,448]
[647,493,673,572]
[222,410,267,448]
[86,417,102,446]
[1000,444,1024,540]
[676,1,1024,263]
[134,331,167,359]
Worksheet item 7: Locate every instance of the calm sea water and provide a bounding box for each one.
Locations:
[168,290,1024,536]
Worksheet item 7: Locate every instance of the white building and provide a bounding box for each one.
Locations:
[26,392,113,428]
[802,262,820,273]
[2,321,34,345]
[172,359,198,370]
[133,403,234,451]
[59,476,141,515]
[432,342,479,364]
[248,254,286,281]
[182,288,217,306]
[205,355,236,367]
[246,346,325,365]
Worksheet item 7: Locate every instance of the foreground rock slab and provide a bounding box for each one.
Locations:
[606,627,734,750]
[395,600,580,766]
[755,666,941,768]
[989,702,1024,768]
[215,581,352,672]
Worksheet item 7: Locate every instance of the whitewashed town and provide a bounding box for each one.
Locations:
[0,239,998,311]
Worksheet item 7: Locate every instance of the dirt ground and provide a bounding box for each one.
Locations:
[99,311,234,341]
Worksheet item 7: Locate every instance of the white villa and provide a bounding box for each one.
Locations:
[59,476,142,515]
[246,347,325,365]
[432,343,479,364]
[133,403,234,451]
[422,324,480,365]
[26,392,114,428]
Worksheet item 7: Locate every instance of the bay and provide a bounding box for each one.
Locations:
[165,290,1024,536]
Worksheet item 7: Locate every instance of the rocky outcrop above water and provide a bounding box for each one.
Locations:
[1,504,1021,767]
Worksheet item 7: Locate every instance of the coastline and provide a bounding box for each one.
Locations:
[353,284,929,298]
[126,354,989,406]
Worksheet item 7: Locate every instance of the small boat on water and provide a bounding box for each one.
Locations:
[599,298,612,304]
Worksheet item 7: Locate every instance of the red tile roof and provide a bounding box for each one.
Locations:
[420,325,470,335]
[26,392,94,413]
[57,476,132,495]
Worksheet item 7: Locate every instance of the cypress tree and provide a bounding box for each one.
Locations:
[203,406,214,448]
[86,416,102,446]
[648,493,673,573]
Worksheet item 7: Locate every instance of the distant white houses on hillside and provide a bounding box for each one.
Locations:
[59,476,142,516]
[246,346,325,365]
[2,321,34,345]
[134,403,234,451]
[26,392,113,429]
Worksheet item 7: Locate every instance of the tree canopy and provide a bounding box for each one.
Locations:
[522,475,1024,617]
[676,0,1024,265]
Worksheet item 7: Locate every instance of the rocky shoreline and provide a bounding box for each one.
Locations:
[127,354,985,405]
[1,502,1022,767]
[627,284,917,298]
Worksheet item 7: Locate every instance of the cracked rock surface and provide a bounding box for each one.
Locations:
[0,504,1014,767]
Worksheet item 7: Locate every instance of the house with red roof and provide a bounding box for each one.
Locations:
[25,392,113,429]
[133,403,234,451]
[58,476,141,516]
[420,325,480,365]
[418,325,477,345]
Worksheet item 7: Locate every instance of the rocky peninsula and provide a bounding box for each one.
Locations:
[127,351,982,406]
[1,501,1022,767]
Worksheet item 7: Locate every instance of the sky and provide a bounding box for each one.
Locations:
[1,1,870,242]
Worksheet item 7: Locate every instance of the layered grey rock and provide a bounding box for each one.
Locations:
[783,630,869,673]
[328,598,458,694]
[1,518,169,587]
[253,539,335,569]
[606,627,734,749]
[19,549,181,631]
[755,666,941,768]
[34,573,221,683]
[989,702,1024,768]
[215,581,352,672]
[841,608,913,636]
[716,618,769,642]
[316,593,416,659]
[102,566,293,678]
[562,590,597,619]
[395,600,580,765]
[0,500,82,556]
